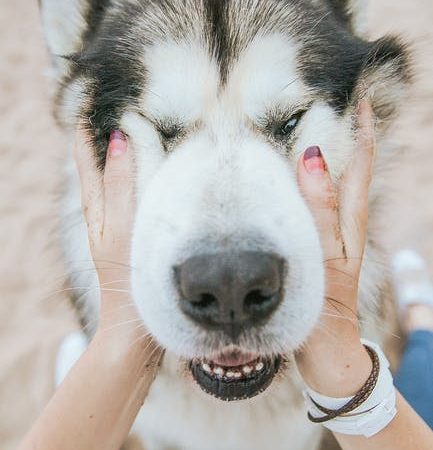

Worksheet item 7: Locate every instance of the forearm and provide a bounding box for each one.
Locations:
[19,329,162,450]
[297,324,433,450]
[336,392,433,450]
[294,104,433,449]
[19,129,165,450]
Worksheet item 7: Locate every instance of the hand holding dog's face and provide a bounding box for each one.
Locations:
[296,100,376,398]
[74,129,140,337]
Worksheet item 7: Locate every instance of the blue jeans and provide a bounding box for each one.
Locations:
[395,330,433,429]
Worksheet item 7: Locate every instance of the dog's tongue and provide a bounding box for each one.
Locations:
[211,350,258,367]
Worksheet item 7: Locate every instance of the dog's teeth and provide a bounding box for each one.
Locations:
[234,371,242,378]
[202,363,211,372]
[226,371,235,378]
[214,366,225,376]
[242,365,252,374]
[255,362,264,371]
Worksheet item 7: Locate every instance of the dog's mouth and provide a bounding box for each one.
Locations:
[189,349,281,401]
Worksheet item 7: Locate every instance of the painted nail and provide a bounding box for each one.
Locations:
[303,146,325,174]
[108,130,127,157]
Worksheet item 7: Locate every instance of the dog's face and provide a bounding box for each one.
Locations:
[42,0,409,401]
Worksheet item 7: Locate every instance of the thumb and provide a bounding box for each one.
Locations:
[103,130,134,228]
[73,128,104,239]
[297,146,342,259]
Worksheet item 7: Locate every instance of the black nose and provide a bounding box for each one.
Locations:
[175,251,284,337]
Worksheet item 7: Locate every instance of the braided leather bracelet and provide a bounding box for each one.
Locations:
[307,345,380,423]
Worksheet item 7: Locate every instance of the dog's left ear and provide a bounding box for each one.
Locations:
[39,0,107,77]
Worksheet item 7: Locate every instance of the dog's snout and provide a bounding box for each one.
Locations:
[175,251,284,337]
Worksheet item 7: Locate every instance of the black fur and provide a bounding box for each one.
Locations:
[297,11,410,112]
[68,2,146,169]
[204,0,232,84]
[83,0,113,45]
[325,0,352,27]
[51,0,410,168]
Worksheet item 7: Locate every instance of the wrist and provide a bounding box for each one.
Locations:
[97,291,142,341]
[304,340,398,438]
[92,325,161,369]
[296,334,372,398]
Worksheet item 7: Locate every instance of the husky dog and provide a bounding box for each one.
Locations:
[40,0,410,449]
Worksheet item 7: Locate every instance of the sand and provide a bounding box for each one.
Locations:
[0,1,432,449]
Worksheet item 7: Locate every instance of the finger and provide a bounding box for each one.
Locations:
[297,146,344,259]
[103,130,134,231]
[340,99,376,256]
[73,129,104,233]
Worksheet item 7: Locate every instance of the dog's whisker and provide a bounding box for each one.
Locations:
[321,312,357,324]
[67,259,138,270]
[138,345,165,375]
[325,296,357,317]
[99,288,132,294]
[99,318,145,334]
[324,266,357,280]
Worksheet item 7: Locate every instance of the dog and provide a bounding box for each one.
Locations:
[40,1,410,449]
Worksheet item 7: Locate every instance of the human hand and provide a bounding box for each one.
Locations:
[295,100,376,397]
[74,130,161,356]
[18,131,163,450]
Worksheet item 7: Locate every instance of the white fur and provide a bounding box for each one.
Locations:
[348,0,369,37]
[52,17,392,450]
[55,331,87,387]
[129,35,325,357]
[40,0,88,74]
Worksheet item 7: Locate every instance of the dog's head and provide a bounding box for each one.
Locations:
[41,0,410,401]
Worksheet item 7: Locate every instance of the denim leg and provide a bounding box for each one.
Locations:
[395,330,433,429]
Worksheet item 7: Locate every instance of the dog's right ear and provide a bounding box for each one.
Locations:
[324,0,368,36]
[39,0,107,77]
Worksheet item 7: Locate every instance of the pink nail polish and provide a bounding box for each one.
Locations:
[108,130,127,157]
[303,146,325,174]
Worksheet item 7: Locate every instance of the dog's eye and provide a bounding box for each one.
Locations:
[275,111,306,139]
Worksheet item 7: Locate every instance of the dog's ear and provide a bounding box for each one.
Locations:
[39,0,108,76]
[325,0,368,36]
[354,36,411,131]
[322,0,412,127]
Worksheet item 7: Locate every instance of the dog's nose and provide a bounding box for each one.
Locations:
[175,252,284,337]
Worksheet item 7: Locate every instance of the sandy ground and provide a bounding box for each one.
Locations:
[0,1,432,449]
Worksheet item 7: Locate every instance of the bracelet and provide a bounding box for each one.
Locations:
[307,344,380,423]
[303,339,397,437]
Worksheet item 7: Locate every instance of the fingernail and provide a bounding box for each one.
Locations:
[303,146,325,174]
[108,130,127,157]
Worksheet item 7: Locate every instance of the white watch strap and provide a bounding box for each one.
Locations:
[304,339,397,437]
